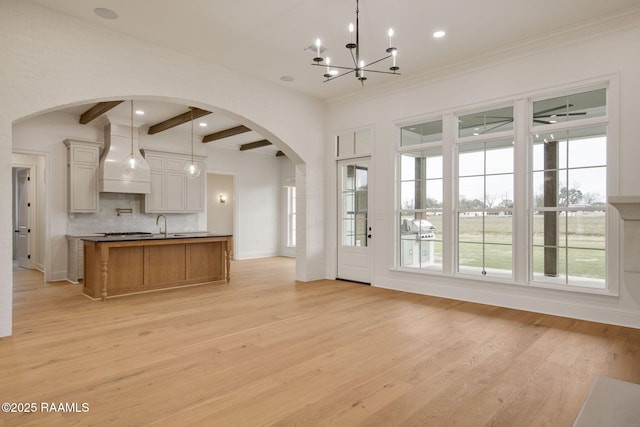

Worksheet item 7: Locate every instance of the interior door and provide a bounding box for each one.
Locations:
[16,168,31,269]
[337,158,372,283]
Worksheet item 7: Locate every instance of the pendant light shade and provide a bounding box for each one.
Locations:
[123,100,141,172]
[184,107,201,178]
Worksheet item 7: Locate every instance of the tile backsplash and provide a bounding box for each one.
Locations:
[67,193,199,235]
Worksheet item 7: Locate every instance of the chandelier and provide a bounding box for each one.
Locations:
[311,0,399,84]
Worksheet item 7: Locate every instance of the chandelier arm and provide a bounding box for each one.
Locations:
[312,63,362,71]
[323,69,356,82]
[361,69,401,75]
[361,55,392,68]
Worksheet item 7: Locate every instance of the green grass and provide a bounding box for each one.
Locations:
[402,213,605,280]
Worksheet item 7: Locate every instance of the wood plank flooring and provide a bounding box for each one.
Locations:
[1,257,639,426]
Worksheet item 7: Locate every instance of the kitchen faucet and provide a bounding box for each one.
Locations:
[156,214,167,238]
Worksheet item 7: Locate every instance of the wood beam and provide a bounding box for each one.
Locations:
[147,108,211,135]
[202,125,251,143]
[239,140,271,151]
[79,101,123,124]
[276,151,286,157]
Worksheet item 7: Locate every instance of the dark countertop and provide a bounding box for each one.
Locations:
[81,232,232,243]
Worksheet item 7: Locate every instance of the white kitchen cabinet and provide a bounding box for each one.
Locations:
[186,168,204,211]
[141,149,205,213]
[63,139,103,213]
[166,171,186,212]
[146,170,166,212]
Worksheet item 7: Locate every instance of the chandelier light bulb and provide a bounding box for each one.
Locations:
[390,48,399,72]
[324,57,332,78]
[346,22,357,49]
[313,38,324,62]
[388,28,394,47]
[359,60,366,80]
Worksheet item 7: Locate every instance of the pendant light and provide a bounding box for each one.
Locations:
[123,100,140,172]
[184,107,201,178]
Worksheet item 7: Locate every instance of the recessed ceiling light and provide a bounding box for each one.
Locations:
[433,30,446,39]
[280,75,295,82]
[199,122,207,127]
[135,110,144,116]
[94,8,118,20]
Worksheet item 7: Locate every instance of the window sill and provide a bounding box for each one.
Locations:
[389,266,619,297]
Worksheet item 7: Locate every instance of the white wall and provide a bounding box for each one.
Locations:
[205,148,282,259]
[325,18,640,328]
[0,0,326,337]
[207,173,234,235]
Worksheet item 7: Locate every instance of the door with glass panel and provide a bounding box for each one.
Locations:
[337,158,371,283]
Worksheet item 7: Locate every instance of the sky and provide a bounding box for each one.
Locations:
[400,134,607,209]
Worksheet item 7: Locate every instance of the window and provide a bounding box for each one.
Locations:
[395,84,611,293]
[530,88,607,288]
[457,138,514,278]
[341,163,369,247]
[399,120,443,270]
[458,106,514,137]
[287,186,296,247]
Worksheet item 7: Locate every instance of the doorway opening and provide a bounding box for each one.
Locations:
[12,166,35,270]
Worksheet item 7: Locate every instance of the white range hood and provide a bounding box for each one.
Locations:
[99,116,151,194]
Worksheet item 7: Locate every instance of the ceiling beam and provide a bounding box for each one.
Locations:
[79,101,123,124]
[147,107,211,135]
[276,151,286,157]
[202,125,251,143]
[240,140,272,151]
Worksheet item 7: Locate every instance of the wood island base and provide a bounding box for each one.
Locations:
[83,235,232,300]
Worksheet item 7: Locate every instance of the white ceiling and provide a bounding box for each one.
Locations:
[25,0,640,155]
[61,101,270,154]
[27,0,640,101]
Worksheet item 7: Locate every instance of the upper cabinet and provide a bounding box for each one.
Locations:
[63,139,103,213]
[141,149,205,213]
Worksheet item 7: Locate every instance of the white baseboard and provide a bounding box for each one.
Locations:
[235,250,280,260]
[374,274,640,329]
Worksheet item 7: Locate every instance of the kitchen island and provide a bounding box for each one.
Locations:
[82,233,232,300]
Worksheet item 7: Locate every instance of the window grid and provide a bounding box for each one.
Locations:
[399,128,443,271]
[456,139,514,278]
[530,124,607,288]
[396,86,609,293]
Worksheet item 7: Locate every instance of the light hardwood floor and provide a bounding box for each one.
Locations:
[2,257,639,426]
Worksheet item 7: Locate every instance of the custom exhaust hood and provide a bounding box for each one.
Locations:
[99,115,151,194]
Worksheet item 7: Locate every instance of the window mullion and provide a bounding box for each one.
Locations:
[513,98,529,284]
[442,113,456,276]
